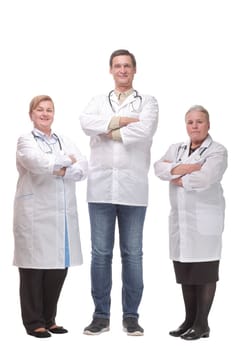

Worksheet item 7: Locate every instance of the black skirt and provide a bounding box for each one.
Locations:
[173,260,219,285]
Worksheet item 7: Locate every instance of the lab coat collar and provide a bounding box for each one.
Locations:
[184,134,213,151]
[32,128,57,140]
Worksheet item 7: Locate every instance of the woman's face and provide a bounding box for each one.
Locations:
[30,100,54,134]
[186,110,210,146]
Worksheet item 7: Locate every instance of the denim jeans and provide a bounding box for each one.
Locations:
[88,203,147,319]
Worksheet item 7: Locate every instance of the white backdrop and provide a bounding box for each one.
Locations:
[0,0,232,349]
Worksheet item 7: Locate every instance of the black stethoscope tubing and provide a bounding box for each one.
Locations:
[177,144,207,162]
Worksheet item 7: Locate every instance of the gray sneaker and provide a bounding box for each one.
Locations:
[123,317,144,336]
[83,318,110,335]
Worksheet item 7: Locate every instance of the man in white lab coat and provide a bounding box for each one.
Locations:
[80,49,159,336]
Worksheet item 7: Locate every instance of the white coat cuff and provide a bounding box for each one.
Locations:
[112,129,122,141]
[108,117,120,130]
[181,175,193,191]
[53,154,72,171]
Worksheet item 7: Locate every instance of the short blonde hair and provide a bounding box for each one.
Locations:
[29,95,54,114]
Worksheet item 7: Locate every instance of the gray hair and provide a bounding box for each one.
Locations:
[185,105,209,122]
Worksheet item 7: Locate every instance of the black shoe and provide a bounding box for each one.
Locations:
[83,318,110,335]
[169,325,191,337]
[49,326,68,334]
[28,330,51,338]
[123,317,144,336]
[181,326,210,340]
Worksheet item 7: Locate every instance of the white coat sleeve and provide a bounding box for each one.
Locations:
[154,143,182,181]
[120,96,159,145]
[182,144,228,191]
[80,96,112,136]
[17,134,70,175]
[64,153,88,182]
[60,136,88,182]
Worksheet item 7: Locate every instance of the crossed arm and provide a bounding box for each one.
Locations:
[106,116,139,140]
[53,154,77,176]
[168,161,202,187]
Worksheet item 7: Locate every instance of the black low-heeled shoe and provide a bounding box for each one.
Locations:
[169,325,191,337]
[28,330,51,338]
[49,326,68,334]
[181,327,210,340]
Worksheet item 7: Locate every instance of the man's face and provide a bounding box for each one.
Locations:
[110,55,136,90]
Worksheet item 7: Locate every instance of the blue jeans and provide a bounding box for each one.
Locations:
[88,203,147,319]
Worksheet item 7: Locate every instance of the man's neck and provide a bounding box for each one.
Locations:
[115,86,133,93]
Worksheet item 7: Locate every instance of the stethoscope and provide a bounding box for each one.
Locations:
[31,131,62,153]
[176,144,208,162]
[108,89,142,113]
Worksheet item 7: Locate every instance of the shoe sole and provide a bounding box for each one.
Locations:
[123,327,144,336]
[181,332,210,340]
[83,327,110,335]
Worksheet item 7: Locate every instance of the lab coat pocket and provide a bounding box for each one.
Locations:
[169,211,179,237]
[14,194,34,234]
[196,206,224,236]
[169,212,180,259]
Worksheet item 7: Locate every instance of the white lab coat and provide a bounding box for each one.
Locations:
[80,92,159,206]
[154,135,227,262]
[13,131,88,269]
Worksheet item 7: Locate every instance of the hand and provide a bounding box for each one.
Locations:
[69,155,77,164]
[53,167,66,177]
[119,117,139,127]
[171,163,202,175]
[171,177,183,187]
[106,131,113,139]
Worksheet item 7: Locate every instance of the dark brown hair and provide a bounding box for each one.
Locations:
[109,49,136,68]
